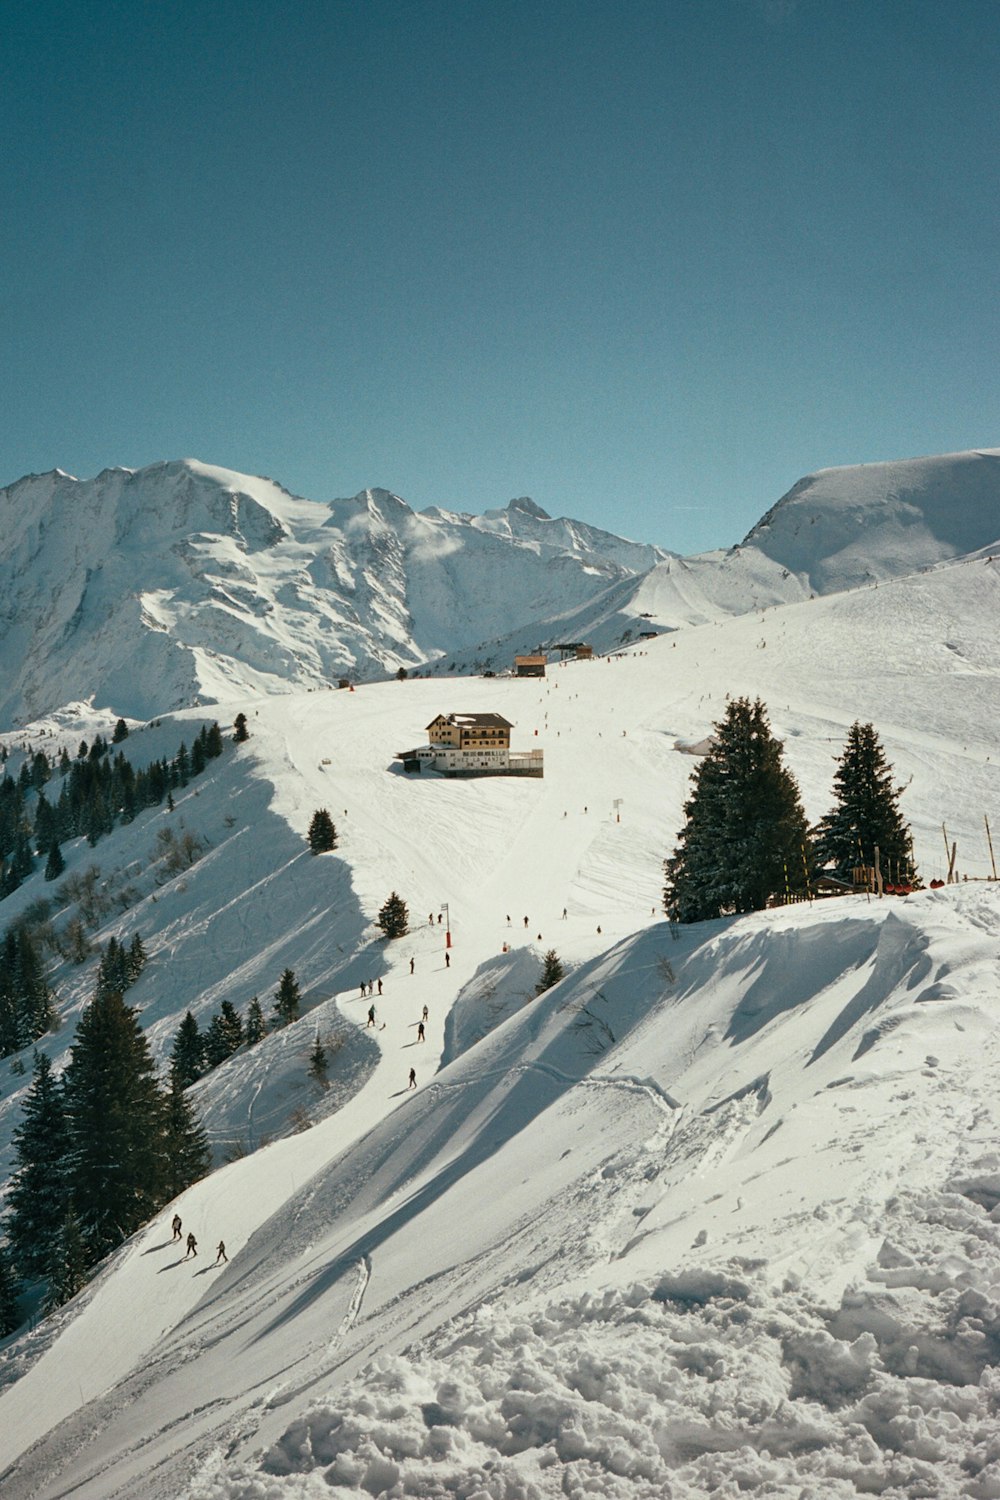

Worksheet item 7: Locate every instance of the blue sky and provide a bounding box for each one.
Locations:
[3,0,999,550]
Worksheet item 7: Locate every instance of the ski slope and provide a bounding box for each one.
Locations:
[0,548,999,1498]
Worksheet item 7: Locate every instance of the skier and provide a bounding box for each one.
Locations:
[185,1232,198,1258]
[422,1005,429,1022]
[367,1004,376,1027]
[216,1241,228,1264]
[417,1021,425,1042]
[171,1213,182,1241]
[410,957,415,975]
[377,977,383,995]
[523,915,529,927]
[408,1067,417,1088]
[444,951,450,968]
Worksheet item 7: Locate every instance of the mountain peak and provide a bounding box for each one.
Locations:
[506,496,550,520]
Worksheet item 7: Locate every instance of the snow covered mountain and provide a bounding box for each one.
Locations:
[0,446,999,1499]
[743,447,1000,593]
[4,447,1000,726]
[0,460,670,725]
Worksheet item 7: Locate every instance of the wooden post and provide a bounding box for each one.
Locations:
[986,815,998,881]
[942,823,951,881]
[874,844,883,898]
[948,841,958,884]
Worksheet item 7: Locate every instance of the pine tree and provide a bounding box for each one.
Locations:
[813,722,916,883]
[205,721,224,759]
[170,1011,205,1090]
[377,891,409,939]
[244,996,266,1044]
[233,713,249,743]
[161,1082,211,1201]
[309,1033,328,1086]
[203,1013,231,1069]
[126,933,147,983]
[62,991,168,1261]
[535,949,565,995]
[7,1051,72,1278]
[664,697,812,922]
[217,998,244,1054]
[307,808,338,854]
[112,718,129,744]
[44,840,65,882]
[44,1208,90,1309]
[272,969,302,1026]
[0,1240,21,1335]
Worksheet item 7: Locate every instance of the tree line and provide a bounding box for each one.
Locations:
[664,702,916,922]
[0,720,227,901]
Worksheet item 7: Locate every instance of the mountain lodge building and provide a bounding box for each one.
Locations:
[395,712,543,777]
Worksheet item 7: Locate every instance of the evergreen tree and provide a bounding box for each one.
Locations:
[535,949,565,995]
[58,747,72,777]
[0,927,56,1055]
[203,1013,231,1069]
[44,840,65,882]
[307,808,338,854]
[813,722,916,882]
[126,933,147,983]
[233,713,249,743]
[309,1033,328,1085]
[30,750,51,789]
[7,1051,72,1278]
[96,936,130,999]
[34,791,58,851]
[217,998,244,1054]
[377,891,409,939]
[205,721,224,759]
[0,1240,20,1335]
[44,1208,90,1309]
[112,718,129,743]
[62,991,168,1261]
[272,969,302,1026]
[161,1082,211,1200]
[170,1011,205,1090]
[664,697,812,922]
[244,996,266,1044]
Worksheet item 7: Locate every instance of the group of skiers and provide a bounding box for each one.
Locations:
[172,1213,227,1265]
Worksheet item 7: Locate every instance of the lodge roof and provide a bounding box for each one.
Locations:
[425,712,514,731]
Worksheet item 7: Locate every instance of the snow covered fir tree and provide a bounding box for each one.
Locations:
[663,696,812,921]
[813,720,917,885]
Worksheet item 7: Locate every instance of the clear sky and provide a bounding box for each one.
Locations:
[3,0,999,551]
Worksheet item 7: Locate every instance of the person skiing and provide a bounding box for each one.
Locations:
[185,1232,197,1258]
[408,1067,417,1088]
[417,1021,425,1042]
[444,951,450,968]
[422,1005,429,1022]
[367,1004,376,1027]
[171,1213,182,1241]
[216,1241,228,1264]
[377,977,383,995]
[409,957,415,975]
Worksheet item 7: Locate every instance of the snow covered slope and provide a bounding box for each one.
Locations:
[0,462,669,725]
[744,447,1000,593]
[0,534,999,1498]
